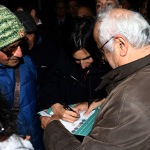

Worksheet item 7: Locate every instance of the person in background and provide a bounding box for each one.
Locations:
[67,0,120,115]
[96,0,121,14]
[15,11,37,51]
[67,0,79,18]
[139,0,148,19]
[41,8,150,150]
[0,5,44,150]
[77,5,95,18]
[120,0,132,9]
[16,1,51,86]
[15,5,57,88]
[49,0,72,52]
[0,90,34,150]
[39,16,110,123]
[16,2,42,26]
[16,3,43,53]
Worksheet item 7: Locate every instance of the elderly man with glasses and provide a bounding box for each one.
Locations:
[41,8,150,150]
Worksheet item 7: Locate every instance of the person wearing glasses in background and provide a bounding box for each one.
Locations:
[0,89,34,150]
[39,16,110,124]
[41,8,150,150]
[0,5,44,150]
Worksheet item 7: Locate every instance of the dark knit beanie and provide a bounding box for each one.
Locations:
[15,11,37,33]
[0,5,26,50]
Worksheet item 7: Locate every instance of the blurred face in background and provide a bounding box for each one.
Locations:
[77,6,94,18]
[96,0,119,14]
[26,33,36,50]
[56,1,66,18]
[73,48,93,69]
[67,0,78,17]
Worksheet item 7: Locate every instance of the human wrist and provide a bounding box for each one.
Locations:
[48,115,60,125]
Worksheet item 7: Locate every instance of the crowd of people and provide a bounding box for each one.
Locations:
[0,0,150,150]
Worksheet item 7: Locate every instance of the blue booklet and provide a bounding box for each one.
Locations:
[38,106,100,136]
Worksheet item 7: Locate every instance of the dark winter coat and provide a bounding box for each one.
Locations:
[44,55,150,150]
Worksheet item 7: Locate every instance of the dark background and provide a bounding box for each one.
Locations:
[0,0,141,25]
[0,0,96,16]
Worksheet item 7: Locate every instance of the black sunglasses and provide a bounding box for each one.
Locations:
[0,39,26,57]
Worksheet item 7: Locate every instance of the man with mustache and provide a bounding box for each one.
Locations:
[41,8,150,150]
[0,5,44,150]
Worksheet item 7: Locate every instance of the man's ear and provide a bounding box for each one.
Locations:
[114,35,128,57]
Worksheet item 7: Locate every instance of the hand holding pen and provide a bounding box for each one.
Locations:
[63,103,80,121]
[63,103,76,112]
[51,103,80,123]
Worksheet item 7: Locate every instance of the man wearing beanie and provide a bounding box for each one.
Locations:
[15,11,37,51]
[0,5,44,150]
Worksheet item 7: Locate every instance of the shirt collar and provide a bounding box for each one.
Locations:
[96,54,150,94]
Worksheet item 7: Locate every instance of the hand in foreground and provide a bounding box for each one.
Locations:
[40,114,60,129]
[84,98,106,116]
[51,103,80,123]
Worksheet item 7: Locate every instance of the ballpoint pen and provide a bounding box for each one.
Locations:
[63,103,80,119]
[63,103,76,113]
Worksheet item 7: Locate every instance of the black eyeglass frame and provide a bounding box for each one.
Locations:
[98,36,114,54]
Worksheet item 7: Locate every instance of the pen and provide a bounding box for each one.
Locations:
[63,103,76,113]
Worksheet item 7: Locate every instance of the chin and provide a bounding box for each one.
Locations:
[7,61,19,67]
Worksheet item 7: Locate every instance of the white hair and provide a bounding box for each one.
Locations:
[96,8,150,52]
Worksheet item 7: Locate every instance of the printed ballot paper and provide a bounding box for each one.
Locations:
[38,106,100,136]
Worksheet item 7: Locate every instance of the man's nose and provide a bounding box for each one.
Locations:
[80,61,87,69]
[13,46,23,58]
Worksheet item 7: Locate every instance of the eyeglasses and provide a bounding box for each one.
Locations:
[0,40,24,57]
[98,36,114,54]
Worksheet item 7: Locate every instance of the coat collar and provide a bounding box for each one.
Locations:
[96,54,150,94]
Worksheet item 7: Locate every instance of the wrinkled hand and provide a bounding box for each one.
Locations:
[84,98,106,116]
[51,103,80,123]
[40,114,60,129]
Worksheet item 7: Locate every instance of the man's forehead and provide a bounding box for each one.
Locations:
[96,0,116,3]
